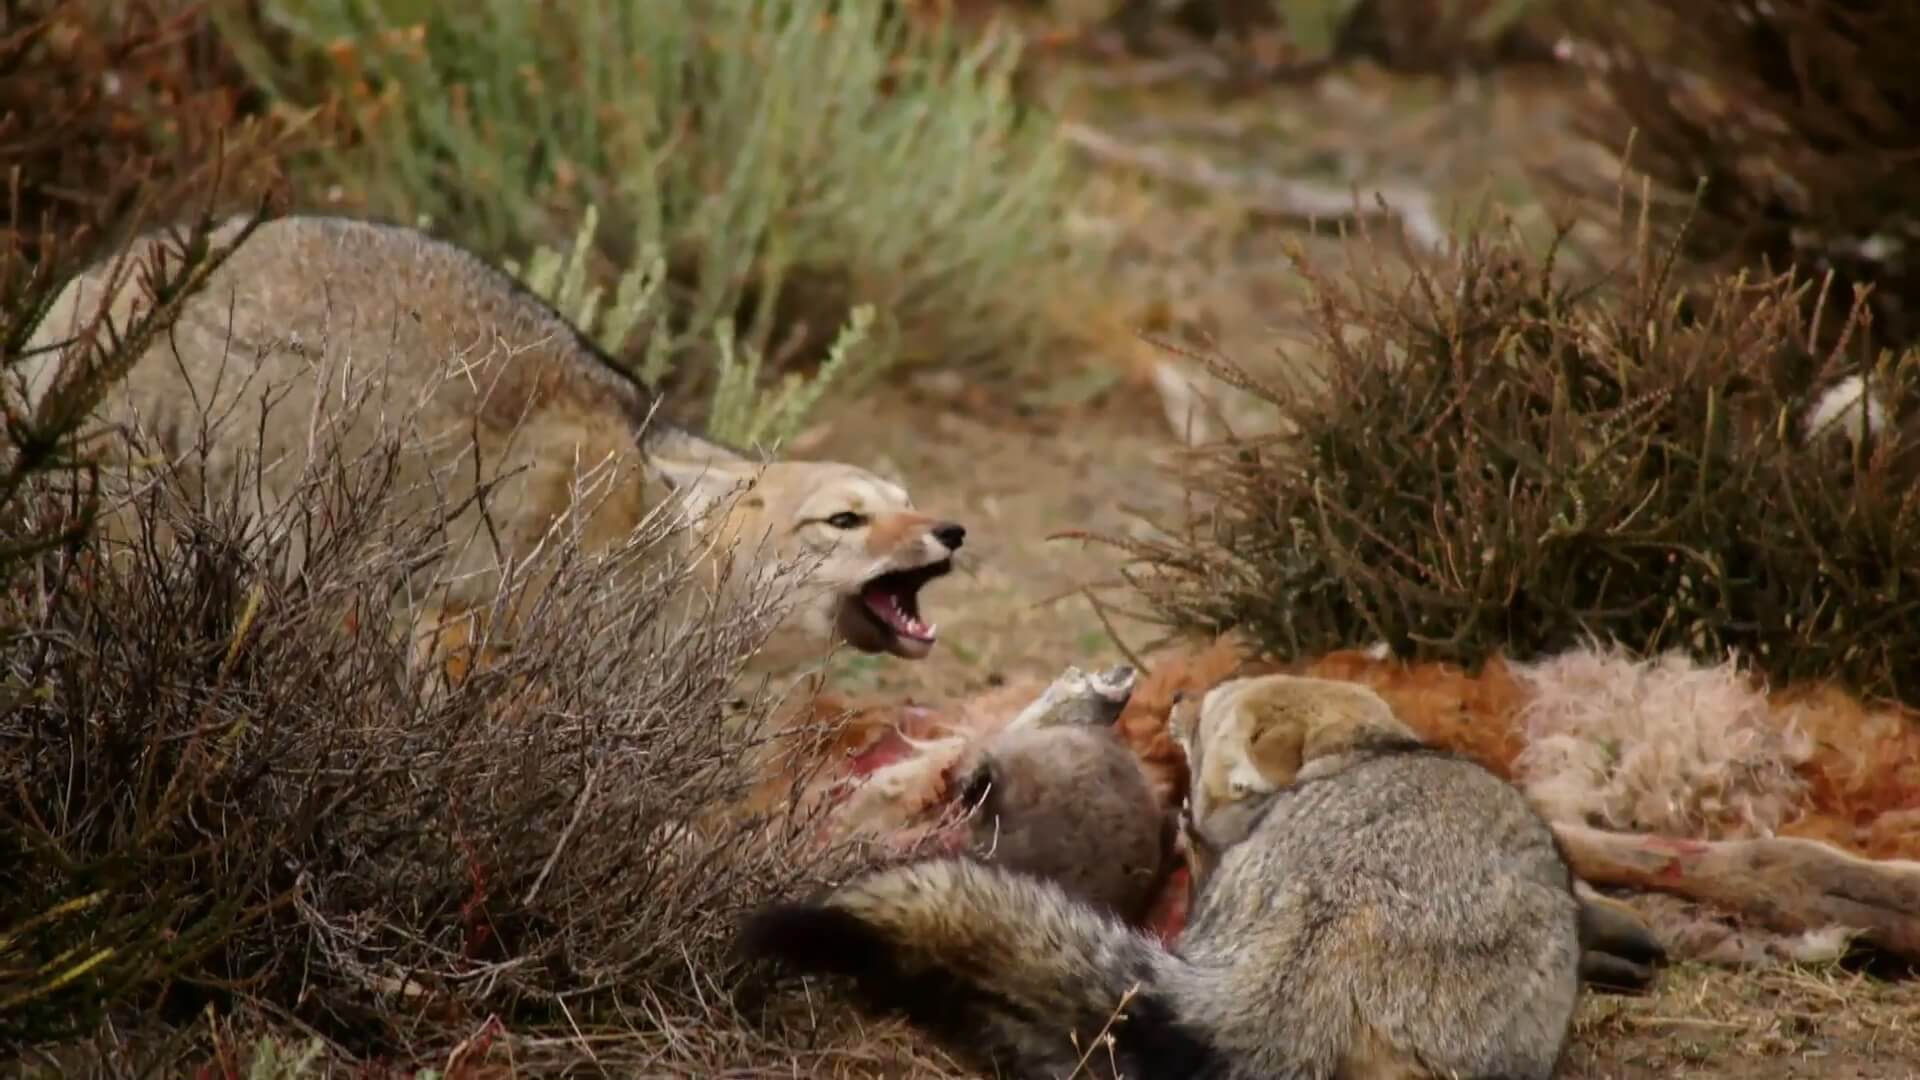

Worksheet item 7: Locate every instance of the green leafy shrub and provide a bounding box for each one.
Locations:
[1553,0,1920,350]
[1102,200,1920,704]
[214,0,1095,405]
[506,204,878,450]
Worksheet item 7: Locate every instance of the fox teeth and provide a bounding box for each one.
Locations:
[867,591,935,639]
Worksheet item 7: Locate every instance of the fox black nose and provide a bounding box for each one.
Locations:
[932,522,966,550]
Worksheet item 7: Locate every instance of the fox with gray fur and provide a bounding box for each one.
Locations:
[949,696,1175,925]
[738,673,1585,1079]
[13,213,964,680]
[1176,673,1665,993]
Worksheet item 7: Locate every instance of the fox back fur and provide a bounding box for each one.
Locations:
[740,673,1585,1079]
[13,213,964,678]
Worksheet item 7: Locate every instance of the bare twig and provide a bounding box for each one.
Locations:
[1058,121,1450,255]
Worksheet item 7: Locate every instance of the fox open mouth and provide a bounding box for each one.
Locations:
[837,558,953,660]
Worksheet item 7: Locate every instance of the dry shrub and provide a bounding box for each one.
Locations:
[1100,197,1920,707]
[0,11,953,1068]
[0,243,930,1073]
[3,0,295,581]
[1552,0,1920,350]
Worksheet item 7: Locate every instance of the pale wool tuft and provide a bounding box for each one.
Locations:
[1510,643,1814,839]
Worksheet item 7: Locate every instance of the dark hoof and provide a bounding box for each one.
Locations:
[1577,895,1667,995]
[1580,949,1660,995]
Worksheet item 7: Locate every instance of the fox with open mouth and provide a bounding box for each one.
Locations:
[15,211,965,683]
[654,450,966,675]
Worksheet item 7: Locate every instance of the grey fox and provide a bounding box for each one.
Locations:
[948,701,1176,925]
[1172,673,1665,993]
[739,672,1586,1079]
[14,213,965,680]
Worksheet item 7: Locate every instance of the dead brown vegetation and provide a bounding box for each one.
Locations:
[1553,0,1920,350]
[0,318,993,1074]
[1096,196,1920,707]
[0,0,290,264]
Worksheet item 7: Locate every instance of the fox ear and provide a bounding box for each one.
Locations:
[1244,704,1305,786]
[646,425,751,467]
[1298,690,1420,761]
[645,453,759,526]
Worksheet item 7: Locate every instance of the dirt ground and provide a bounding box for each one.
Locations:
[799,50,1920,1080]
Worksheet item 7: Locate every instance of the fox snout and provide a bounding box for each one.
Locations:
[865,514,967,559]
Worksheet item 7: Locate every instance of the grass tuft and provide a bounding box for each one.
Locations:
[215,0,1098,405]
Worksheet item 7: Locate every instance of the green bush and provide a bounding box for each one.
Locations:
[215,0,1096,408]
[1104,199,1920,704]
[505,204,878,449]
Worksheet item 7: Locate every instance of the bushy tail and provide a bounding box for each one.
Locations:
[736,857,1222,1079]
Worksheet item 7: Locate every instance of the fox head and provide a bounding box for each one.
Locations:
[942,722,1172,923]
[645,443,965,672]
[1171,674,1419,853]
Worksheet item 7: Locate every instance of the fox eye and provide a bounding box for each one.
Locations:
[825,511,868,529]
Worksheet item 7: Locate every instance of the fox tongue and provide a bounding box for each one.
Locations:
[863,582,935,642]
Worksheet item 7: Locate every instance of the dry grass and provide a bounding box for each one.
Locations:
[13,1007,971,1078]
[1564,961,1920,1077]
